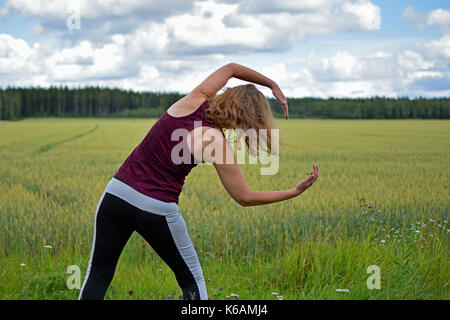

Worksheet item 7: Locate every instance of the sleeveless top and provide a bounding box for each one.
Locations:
[114,100,218,204]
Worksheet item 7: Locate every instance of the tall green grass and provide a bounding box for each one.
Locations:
[0,118,448,299]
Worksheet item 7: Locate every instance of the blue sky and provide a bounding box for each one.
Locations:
[0,0,449,98]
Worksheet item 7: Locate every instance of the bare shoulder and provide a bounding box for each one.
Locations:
[166,92,207,117]
[187,126,224,148]
[187,126,231,164]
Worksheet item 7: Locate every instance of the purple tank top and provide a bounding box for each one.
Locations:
[114,100,217,204]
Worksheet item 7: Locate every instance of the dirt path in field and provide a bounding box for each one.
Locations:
[35,124,100,154]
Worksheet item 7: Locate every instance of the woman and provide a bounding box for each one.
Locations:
[78,63,319,300]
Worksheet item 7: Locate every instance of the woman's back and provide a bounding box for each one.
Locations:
[114,100,215,204]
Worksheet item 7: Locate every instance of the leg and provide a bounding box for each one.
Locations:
[134,211,208,300]
[79,193,134,300]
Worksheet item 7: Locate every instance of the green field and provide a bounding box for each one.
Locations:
[0,118,449,300]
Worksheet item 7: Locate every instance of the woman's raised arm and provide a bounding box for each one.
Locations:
[191,63,289,119]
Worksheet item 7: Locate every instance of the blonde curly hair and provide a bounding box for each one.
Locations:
[202,84,278,156]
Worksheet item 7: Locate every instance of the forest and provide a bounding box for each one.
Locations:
[0,86,448,120]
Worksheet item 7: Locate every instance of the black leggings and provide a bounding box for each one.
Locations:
[78,177,207,300]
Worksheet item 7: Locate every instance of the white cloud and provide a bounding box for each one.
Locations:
[426,9,450,31]
[166,1,270,50]
[341,0,381,31]
[267,38,449,98]
[0,1,449,98]
[402,6,425,30]
[424,35,450,58]
[124,22,170,56]
[1,0,70,20]
[397,50,434,71]
[402,6,421,23]
[0,34,34,59]
[163,0,381,54]
[307,51,362,81]
[1,0,194,20]
[403,7,450,34]
[2,0,382,54]
[0,34,42,83]
[221,0,343,14]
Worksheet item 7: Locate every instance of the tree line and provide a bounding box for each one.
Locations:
[0,86,448,120]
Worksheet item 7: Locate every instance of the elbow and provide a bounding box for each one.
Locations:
[225,62,236,68]
[235,191,252,207]
[225,62,238,75]
[237,200,250,207]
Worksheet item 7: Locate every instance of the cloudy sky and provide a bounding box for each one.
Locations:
[0,0,449,98]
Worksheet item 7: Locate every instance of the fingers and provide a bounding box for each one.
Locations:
[280,101,288,119]
[274,87,288,119]
[283,102,289,119]
[311,164,319,182]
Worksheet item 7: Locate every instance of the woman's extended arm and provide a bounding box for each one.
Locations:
[190,127,318,207]
[215,160,319,207]
[191,63,289,119]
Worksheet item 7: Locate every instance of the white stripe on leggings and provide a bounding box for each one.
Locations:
[78,189,107,300]
[105,177,179,215]
[166,213,208,300]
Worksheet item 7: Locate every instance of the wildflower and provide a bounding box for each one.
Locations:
[230,293,239,299]
[218,287,223,291]
[179,293,183,299]
[20,263,25,267]
[226,295,230,298]
[207,277,211,282]
[271,292,278,296]
[381,240,386,243]
[277,295,284,300]
[128,289,133,295]
[44,245,53,249]
[335,289,350,293]
[166,295,172,300]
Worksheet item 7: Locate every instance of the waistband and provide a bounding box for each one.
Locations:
[105,177,179,216]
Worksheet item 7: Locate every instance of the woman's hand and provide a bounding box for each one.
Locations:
[296,164,319,195]
[271,84,288,119]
